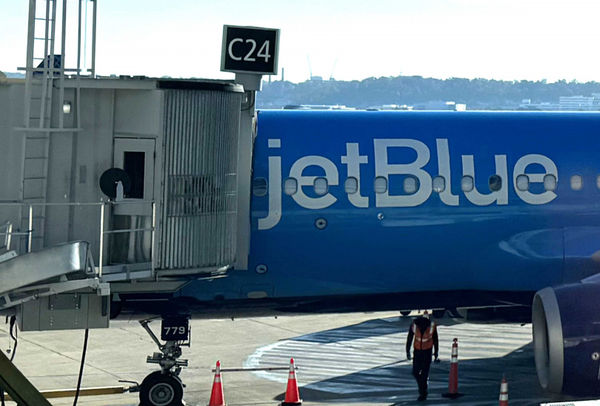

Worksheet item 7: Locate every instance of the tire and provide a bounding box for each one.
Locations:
[139,371,184,406]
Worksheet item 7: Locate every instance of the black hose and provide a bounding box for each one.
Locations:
[73,328,89,406]
[8,316,17,362]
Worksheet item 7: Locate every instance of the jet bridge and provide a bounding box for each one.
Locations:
[0,2,261,404]
[0,74,247,331]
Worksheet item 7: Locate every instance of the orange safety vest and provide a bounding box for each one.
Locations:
[412,321,436,350]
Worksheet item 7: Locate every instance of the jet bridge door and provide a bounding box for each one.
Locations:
[110,138,156,264]
[113,138,156,204]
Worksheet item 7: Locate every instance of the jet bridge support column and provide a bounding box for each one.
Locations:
[222,25,280,271]
[234,73,262,271]
[0,349,52,406]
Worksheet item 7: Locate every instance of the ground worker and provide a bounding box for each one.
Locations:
[406,310,439,401]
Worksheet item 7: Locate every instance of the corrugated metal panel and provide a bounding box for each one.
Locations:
[160,89,241,271]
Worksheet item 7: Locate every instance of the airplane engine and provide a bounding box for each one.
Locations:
[532,284,600,396]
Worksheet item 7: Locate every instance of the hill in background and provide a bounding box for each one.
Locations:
[257,76,600,110]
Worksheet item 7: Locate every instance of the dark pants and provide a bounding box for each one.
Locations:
[412,349,432,397]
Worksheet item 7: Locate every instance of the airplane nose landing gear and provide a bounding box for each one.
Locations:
[138,316,190,406]
[139,371,183,406]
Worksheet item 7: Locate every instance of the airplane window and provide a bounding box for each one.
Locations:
[345,177,358,194]
[374,177,387,193]
[597,175,600,190]
[404,176,418,194]
[314,177,328,195]
[284,178,297,195]
[489,175,502,192]
[544,174,557,191]
[461,175,474,192]
[516,174,529,191]
[570,175,583,191]
[432,176,445,193]
[252,177,267,197]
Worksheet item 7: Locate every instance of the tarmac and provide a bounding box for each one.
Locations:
[0,311,592,405]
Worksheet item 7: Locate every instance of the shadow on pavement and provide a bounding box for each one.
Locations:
[289,315,463,344]
[275,342,581,405]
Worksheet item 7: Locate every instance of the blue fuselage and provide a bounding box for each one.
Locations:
[174,111,600,314]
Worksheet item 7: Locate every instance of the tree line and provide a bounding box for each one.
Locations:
[257,76,600,110]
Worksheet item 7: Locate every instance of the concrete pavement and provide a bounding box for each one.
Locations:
[0,312,587,405]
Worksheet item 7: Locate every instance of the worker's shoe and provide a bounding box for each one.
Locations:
[417,394,427,401]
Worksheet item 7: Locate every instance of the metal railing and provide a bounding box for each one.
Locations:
[0,209,36,252]
[98,201,156,277]
[0,222,14,251]
[0,200,156,277]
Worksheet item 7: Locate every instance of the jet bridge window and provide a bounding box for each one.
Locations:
[516,174,529,191]
[570,175,583,191]
[544,174,557,191]
[489,175,502,192]
[374,177,387,194]
[344,177,358,194]
[284,178,298,195]
[113,138,155,202]
[314,177,328,196]
[123,151,145,199]
[253,177,268,197]
[432,176,445,193]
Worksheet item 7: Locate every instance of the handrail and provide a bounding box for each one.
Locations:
[0,200,157,276]
[0,200,155,207]
[98,203,104,276]
[97,201,156,277]
[0,222,13,251]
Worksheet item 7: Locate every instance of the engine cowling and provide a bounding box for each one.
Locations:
[532,283,600,395]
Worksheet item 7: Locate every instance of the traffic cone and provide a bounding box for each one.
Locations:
[208,360,226,406]
[499,375,508,406]
[280,358,302,406]
[442,338,464,398]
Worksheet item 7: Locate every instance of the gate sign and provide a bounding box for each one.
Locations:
[221,25,279,75]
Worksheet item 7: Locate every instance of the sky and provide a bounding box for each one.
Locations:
[2,0,600,83]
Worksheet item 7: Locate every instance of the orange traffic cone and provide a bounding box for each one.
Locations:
[208,360,226,406]
[280,358,302,406]
[499,375,508,406]
[442,338,464,398]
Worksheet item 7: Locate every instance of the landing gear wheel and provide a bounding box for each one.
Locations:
[139,371,184,406]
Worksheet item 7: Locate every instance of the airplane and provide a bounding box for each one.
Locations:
[2,3,597,404]
[106,109,600,402]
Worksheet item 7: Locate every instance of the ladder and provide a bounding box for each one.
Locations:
[21,0,62,251]
[17,0,96,252]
